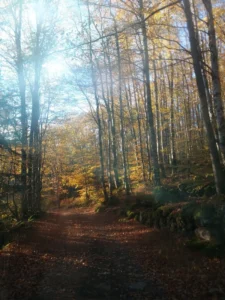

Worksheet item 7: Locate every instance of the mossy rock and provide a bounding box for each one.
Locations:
[179,181,216,197]
[167,209,180,230]
[151,210,159,228]
[139,211,151,224]
[117,209,127,217]
[157,205,175,217]
[135,194,156,208]
[134,214,139,221]
[180,201,198,228]
[175,214,186,231]
[95,204,106,213]
[127,203,139,211]
[195,226,225,245]
[136,199,225,238]
[186,238,225,258]
[193,204,216,227]
[126,210,136,220]
[153,186,181,205]
[145,211,154,227]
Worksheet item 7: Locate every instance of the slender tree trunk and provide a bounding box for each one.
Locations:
[152,48,166,178]
[97,55,113,199]
[15,0,28,217]
[30,19,42,213]
[202,0,225,162]
[114,25,131,195]
[87,2,108,202]
[125,38,147,181]
[166,56,177,172]
[106,43,120,189]
[138,34,152,181]
[125,83,140,169]
[139,0,160,186]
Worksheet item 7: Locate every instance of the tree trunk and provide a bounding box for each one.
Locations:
[139,0,161,186]
[15,0,28,217]
[183,0,225,194]
[152,48,166,178]
[114,25,131,195]
[202,0,225,162]
[87,2,108,202]
[106,42,120,189]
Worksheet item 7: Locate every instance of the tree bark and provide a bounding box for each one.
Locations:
[87,2,108,202]
[114,25,131,195]
[139,0,161,186]
[183,0,225,194]
[202,0,225,162]
[15,0,28,217]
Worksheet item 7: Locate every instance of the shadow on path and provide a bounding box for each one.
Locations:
[0,208,165,300]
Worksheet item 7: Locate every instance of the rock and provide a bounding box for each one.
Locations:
[129,281,147,291]
[195,227,211,241]
[195,227,224,244]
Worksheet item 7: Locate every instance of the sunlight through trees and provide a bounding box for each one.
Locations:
[1,0,225,217]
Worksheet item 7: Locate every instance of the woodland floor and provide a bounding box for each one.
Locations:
[0,207,225,300]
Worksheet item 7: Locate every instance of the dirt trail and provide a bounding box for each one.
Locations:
[0,207,225,299]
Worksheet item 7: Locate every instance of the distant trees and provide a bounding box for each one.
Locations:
[65,0,225,197]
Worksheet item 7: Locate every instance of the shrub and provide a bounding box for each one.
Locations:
[135,194,156,208]
[126,210,136,219]
[153,186,181,205]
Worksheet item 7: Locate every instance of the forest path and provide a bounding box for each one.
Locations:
[0,207,225,300]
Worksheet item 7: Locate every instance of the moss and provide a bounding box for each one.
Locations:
[135,196,225,240]
[118,218,129,223]
[158,205,175,217]
[126,210,135,220]
[179,180,216,197]
[186,239,209,250]
[176,214,186,231]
